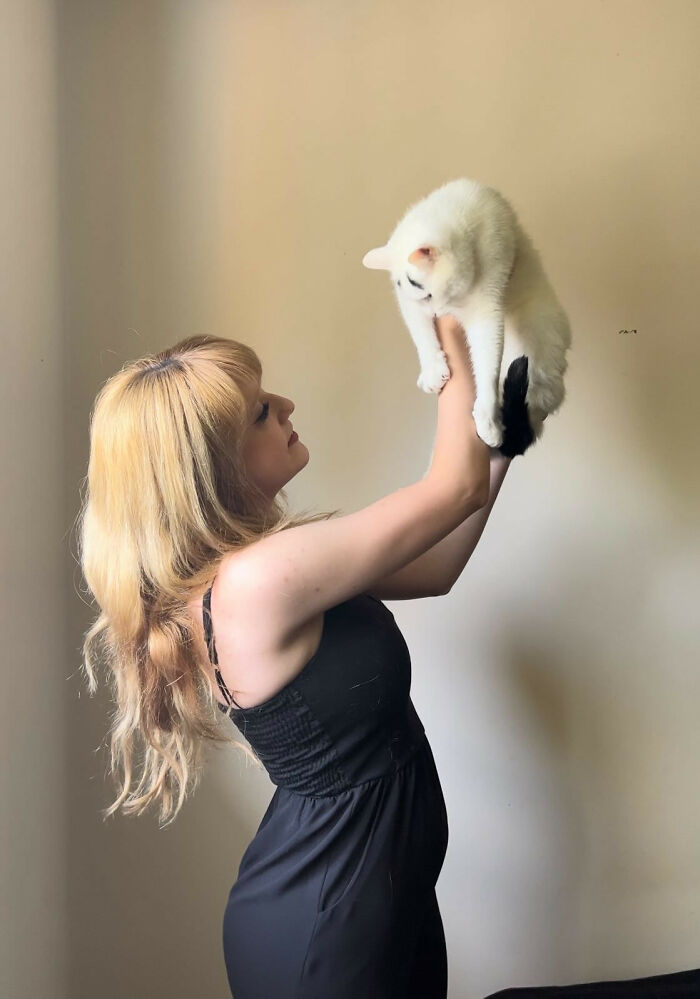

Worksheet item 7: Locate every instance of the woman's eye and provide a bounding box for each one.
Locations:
[256,401,269,423]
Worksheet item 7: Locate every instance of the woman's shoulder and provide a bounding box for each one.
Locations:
[187,548,326,711]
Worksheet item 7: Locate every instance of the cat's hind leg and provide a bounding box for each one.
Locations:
[527,368,565,439]
[508,304,570,445]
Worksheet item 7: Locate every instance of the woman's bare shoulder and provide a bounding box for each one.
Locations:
[189,548,325,709]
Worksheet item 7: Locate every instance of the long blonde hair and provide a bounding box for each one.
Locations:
[78,334,341,828]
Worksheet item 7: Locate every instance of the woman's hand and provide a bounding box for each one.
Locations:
[434,312,466,346]
[434,314,472,370]
[433,314,477,402]
[428,312,491,492]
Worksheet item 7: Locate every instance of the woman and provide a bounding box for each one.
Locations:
[79,316,513,998]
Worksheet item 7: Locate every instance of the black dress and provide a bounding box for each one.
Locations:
[202,585,449,999]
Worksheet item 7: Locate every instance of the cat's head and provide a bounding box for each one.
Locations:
[362,240,469,310]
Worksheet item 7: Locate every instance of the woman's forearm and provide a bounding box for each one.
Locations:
[434,451,512,593]
[426,317,491,502]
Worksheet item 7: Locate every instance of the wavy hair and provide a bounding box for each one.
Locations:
[77,334,341,827]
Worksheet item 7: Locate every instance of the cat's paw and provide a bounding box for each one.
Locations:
[417,351,451,393]
[473,404,504,447]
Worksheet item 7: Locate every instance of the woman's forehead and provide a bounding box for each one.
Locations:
[244,375,261,401]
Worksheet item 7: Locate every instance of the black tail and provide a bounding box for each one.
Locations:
[498,355,534,458]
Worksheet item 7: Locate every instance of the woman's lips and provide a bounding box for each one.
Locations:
[288,430,298,446]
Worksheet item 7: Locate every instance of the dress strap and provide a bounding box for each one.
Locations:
[202,583,244,710]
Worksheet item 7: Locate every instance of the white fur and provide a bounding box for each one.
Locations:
[362,178,572,448]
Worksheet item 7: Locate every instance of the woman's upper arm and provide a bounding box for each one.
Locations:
[221,478,483,645]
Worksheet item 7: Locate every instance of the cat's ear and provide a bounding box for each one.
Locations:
[407,245,440,272]
[362,246,392,270]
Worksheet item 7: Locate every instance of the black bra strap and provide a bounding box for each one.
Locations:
[202,584,243,710]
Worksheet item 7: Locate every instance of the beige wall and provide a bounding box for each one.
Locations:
[4,1,698,996]
[1,1,66,997]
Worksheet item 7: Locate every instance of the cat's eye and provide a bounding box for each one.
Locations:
[256,401,270,424]
[407,275,423,290]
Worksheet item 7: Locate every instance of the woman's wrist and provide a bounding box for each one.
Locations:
[438,332,476,397]
[434,318,475,390]
[435,318,468,358]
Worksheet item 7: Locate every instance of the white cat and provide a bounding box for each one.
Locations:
[362,177,572,456]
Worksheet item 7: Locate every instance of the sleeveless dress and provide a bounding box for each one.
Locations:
[202,585,449,999]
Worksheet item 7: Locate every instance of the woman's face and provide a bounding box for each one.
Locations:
[240,377,309,500]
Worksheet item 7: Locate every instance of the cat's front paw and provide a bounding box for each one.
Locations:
[473,404,503,447]
[417,351,451,393]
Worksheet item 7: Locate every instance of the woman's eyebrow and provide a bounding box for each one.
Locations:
[249,388,264,421]
[247,381,260,409]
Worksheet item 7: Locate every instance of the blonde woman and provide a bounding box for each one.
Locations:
[79,317,516,998]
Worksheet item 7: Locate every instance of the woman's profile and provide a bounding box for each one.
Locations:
[78,321,513,998]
